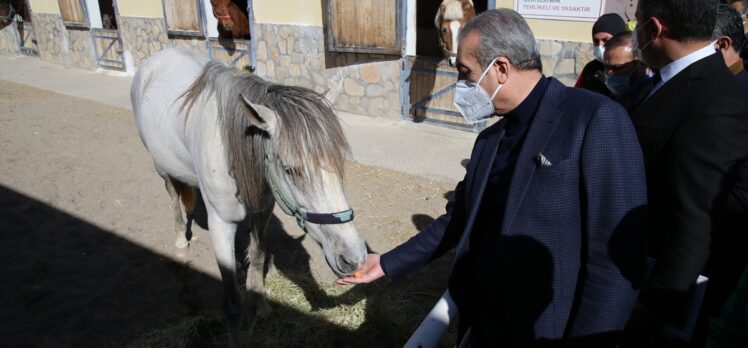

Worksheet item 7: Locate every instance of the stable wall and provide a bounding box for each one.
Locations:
[16,0,96,68]
[117,0,164,18]
[492,0,635,85]
[0,22,21,55]
[253,0,323,26]
[28,0,60,14]
[253,0,402,119]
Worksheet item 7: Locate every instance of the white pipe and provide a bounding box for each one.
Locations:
[404,290,459,348]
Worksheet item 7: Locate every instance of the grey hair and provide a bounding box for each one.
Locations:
[714,4,746,53]
[458,8,542,71]
[181,62,350,212]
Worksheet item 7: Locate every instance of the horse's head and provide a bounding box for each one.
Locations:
[241,96,367,277]
[0,2,15,29]
[211,0,234,32]
[435,0,476,66]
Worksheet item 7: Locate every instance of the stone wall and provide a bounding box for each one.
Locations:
[118,16,168,67]
[34,13,71,66]
[168,35,207,55]
[66,28,96,69]
[0,22,20,55]
[538,39,594,86]
[254,23,402,119]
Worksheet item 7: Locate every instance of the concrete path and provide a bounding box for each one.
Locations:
[0,54,475,183]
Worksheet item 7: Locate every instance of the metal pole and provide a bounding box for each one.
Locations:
[403,290,458,348]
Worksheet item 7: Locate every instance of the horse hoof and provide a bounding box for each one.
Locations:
[174,244,190,260]
[175,239,189,249]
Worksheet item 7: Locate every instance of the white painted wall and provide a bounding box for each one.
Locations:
[85,0,102,28]
[406,0,415,56]
[202,0,220,38]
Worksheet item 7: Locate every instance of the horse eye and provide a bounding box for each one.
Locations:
[441,27,448,33]
[282,166,301,176]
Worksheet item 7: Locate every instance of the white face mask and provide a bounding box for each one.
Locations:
[453,58,501,124]
[593,45,605,62]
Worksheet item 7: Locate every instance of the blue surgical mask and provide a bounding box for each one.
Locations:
[605,74,631,96]
[593,45,605,62]
[453,58,501,124]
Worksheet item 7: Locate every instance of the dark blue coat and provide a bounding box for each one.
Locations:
[381,78,648,346]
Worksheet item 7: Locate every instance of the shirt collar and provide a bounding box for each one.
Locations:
[729,60,745,76]
[659,43,717,84]
[504,76,549,129]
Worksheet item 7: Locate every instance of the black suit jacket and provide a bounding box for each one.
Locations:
[631,53,748,325]
[382,79,647,346]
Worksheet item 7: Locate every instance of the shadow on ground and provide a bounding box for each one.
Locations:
[0,184,455,347]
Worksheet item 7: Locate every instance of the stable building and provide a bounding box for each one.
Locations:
[0,0,637,132]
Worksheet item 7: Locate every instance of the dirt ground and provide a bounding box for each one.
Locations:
[0,80,461,347]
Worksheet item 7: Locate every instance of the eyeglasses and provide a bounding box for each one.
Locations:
[604,60,639,75]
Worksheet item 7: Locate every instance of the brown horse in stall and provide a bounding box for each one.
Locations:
[0,0,19,29]
[211,0,250,40]
[435,0,476,66]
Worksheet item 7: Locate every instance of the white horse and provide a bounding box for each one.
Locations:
[131,48,367,347]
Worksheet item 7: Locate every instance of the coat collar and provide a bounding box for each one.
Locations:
[463,78,567,235]
[501,78,567,232]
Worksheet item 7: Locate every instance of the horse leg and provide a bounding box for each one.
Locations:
[163,176,190,249]
[206,208,243,348]
[246,207,273,317]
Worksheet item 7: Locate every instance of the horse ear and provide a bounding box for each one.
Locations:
[241,94,278,132]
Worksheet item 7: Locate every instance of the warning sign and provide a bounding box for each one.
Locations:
[515,0,606,21]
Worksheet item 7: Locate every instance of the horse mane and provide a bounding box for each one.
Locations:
[436,0,473,25]
[181,62,350,212]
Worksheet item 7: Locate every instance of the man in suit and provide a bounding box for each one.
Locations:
[621,0,748,346]
[337,9,648,347]
[714,4,748,90]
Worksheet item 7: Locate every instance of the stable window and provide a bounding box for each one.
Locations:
[204,0,249,39]
[96,0,116,29]
[59,0,89,28]
[162,0,205,36]
[325,0,403,55]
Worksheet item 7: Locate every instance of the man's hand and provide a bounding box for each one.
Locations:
[335,253,384,285]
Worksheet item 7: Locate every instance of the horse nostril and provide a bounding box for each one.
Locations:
[337,255,357,274]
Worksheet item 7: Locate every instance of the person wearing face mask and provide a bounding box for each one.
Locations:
[602,31,652,110]
[336,9,648,348]
[619,0,748,347]
[575,13,628,97]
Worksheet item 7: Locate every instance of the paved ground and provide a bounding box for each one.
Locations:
[0,54,476,183]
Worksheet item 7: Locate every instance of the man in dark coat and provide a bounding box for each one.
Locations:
[337,9,648,348]
[622,0,748,346]
[575,13,628,96]
[714,4,748,90]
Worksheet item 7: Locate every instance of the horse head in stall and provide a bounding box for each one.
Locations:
[0,0,16,29]
[131,49,367,347]
[210,0,250,39]
[435,0,476,66]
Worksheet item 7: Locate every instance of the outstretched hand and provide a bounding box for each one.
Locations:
[335,253,385,285]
